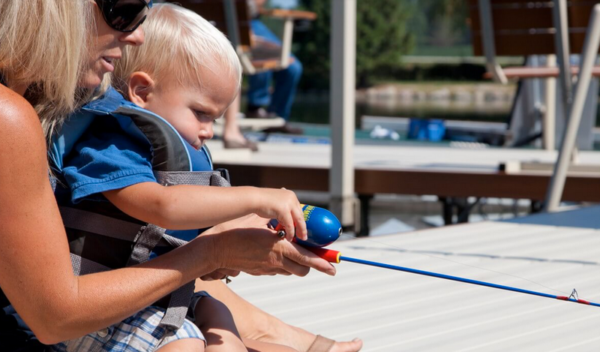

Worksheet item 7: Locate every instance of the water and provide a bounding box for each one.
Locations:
[287,96,512,127]
[285,93,600,126]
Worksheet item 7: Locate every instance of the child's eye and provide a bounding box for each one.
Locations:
[194,110,218,122]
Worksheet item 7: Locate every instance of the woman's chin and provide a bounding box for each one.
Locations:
[78,74,104,90]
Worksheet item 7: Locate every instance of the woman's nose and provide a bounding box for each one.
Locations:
[119,26,145,46]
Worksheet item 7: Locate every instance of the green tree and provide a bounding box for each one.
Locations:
[409,0,469,48]
[295,0,416,89]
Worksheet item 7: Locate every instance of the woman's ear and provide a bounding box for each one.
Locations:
[128,72,155,108]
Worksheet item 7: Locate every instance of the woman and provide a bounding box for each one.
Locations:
[0,0,334,350]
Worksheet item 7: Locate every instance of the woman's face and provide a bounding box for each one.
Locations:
[79,0,147,89]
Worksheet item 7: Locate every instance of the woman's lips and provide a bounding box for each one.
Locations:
[101,57,115,72]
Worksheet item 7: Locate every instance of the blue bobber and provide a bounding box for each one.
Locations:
[269,204,342,247]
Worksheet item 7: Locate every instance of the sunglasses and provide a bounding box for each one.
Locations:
[95,0,153,33]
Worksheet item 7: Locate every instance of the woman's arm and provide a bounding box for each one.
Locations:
[0,90,333,344]
[0,90,216,343]
[103,181,308,241]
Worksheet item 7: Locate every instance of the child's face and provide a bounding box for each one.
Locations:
[141,64,238,150]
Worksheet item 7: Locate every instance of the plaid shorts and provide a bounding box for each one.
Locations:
[49,305,205,352]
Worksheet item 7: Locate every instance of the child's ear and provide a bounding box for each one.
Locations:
[128,72,155,107]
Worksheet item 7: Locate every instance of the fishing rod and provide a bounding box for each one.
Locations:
[308,246,600,308]
[272,204,600,308]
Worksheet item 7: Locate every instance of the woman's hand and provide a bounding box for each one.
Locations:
[201,225,335,277]
[199,269,240,282]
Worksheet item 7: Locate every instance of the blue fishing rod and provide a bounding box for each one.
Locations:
[309,247,600,307]
[272,205,600,308]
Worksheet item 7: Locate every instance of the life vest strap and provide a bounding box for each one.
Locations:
[154,170,231,187]
[70,253,111,275]
[161,281,195,330]
[59,206,141,242]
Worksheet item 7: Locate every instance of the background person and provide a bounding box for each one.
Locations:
[245,0,303,135]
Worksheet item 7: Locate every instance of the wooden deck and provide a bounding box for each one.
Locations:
[227,205,600,351]
[207,140,600,202]
[208,140,600,231]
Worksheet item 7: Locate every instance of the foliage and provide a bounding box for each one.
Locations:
[294,0,416,89]
[407,0,470,48]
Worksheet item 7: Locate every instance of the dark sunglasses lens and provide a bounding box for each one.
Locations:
[105,0,148,32]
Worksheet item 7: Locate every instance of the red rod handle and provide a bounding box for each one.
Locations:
[306,247,341,264]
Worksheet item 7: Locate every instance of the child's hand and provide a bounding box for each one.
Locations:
[253,188,307,242]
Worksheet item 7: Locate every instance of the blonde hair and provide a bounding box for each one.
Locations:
[0,0,93,140]
[114,3,242,94]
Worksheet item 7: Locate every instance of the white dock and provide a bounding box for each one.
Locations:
[227,206,600,351]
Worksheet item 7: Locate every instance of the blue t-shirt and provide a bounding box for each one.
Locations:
[61,114,157,203]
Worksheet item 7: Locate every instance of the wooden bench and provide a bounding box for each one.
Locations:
[469,0,600,211]
[167,0,315,75]
[469,0,600,82]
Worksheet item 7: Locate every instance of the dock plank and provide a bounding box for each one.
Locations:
[225,206,600,351]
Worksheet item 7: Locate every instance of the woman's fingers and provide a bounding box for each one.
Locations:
[281,256,310,277]
[285,243,336,276]
[221,269,240,278]
[199,269,240,281]
[215,228,336,278]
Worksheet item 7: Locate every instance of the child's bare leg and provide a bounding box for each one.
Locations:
[156,338,205,352]
[194,295,246,352]
[195,279,363,352]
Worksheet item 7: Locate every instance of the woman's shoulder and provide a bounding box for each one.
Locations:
[0,85,45,153]
[0,85,40,134]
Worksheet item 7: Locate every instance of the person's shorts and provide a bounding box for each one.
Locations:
[50,291,211,352]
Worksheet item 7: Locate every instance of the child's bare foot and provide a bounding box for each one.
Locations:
[264,319,362,352]
[305,335,362,352]
[328,338,363,352]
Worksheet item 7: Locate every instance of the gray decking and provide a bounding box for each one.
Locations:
[227,206,600,351]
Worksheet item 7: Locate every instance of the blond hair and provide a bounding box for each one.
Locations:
[114,3,242,94]
[0,0,93,140]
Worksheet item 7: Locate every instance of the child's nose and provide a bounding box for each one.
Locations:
[200,124,214,140]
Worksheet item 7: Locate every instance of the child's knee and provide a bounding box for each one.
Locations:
[194,296,235,328]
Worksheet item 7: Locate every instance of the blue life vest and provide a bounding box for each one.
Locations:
[50,87,230,330]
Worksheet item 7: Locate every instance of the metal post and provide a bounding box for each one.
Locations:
[544,5,600,212]
[478,0,507,84]
[223,0,241,49]
[552,0,573,116]
[279,18,293,68]
[329,0,356,227]
[543,55,557,150]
